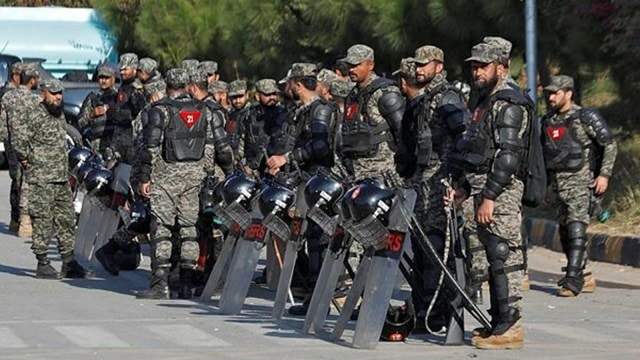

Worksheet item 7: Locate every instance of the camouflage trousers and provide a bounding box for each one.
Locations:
[28,181,76,257]
[462,193,488,284]
[475,179,525,313]
[149,182,200,270]
[8,151,29,222]
[550,167,592,272]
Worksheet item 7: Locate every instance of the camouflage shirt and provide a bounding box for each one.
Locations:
[11,95,69,183]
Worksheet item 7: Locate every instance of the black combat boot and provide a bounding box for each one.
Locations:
[288,298,310,316]
[136,268,170,300]
[95,239,121,276]
[36,255,61,280]
[61,254,95,279]
[178,268,195,300]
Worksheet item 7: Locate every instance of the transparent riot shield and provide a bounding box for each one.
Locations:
[218,196,267,315]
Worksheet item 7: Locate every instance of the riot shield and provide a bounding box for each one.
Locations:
[74,194,120,262]
[350,187,416,349]
[199,222,243,300]
[272,185,308,319]
[218,202,267,315]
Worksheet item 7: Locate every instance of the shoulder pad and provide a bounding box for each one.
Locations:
[579,108,613,143]
[439,89,465,107]
[311,101,333,120]
[500,104,525,128]
[491,88,534,109]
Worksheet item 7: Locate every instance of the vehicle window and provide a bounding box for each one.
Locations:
[0,63,7,84]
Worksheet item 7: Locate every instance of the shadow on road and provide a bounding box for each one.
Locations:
[0,262,36,277]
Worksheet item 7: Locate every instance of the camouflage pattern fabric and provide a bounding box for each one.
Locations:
[11,98,75,257]
[348,73,402,180]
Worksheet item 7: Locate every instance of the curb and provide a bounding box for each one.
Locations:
[524,217,640,268]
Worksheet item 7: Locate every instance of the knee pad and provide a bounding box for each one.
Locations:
[153,238,173,266]
[180,238,200,268]
[485,234,510,265]
[567,221,586,240]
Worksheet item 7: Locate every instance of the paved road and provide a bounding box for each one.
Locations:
[0,171,639,360]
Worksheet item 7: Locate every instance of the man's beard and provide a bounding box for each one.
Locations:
[474,76,498,95]
[45,102,63,117]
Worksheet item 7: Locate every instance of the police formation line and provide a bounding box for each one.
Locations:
[0,37,617,350]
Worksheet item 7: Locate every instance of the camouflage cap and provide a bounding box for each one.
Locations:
[97,64,116,77]
[22,63,40,78]
[392,58,416,78]
[544,75,574,92]
[341,44,374,65]
[483,36,512,64]
[289,62,318,79]
[408,45,444,65]
[165,68,189,88]
[255,78,279,94]
[40,78,64,93]
[330,79,352,99]
[11,62,23,75]
[144,78,166,97]
[278,69,292,85]
[317,68,339,85]
[229,80,248,96]
[198,61,219,75]
[181,59,200,70]
[190,69,208,84]
[119,53,139,70]
[208,80,229,94]
[465,43,502,64]
[138,57,158,74]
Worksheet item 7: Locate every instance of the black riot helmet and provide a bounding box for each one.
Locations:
[128,197,151,234]
[221,171,260,210]
[258,184,296,219]
[304,171,344,216]
[68,146,94,174]
[380,301,415,342]
[76,157,103,185]
[84,167,112,193]
[346,180,395,226]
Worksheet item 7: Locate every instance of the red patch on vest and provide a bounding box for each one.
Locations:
[179,110,201,129]
[345,103,358,121]
[225,119,236,134]
[547,126,567,141]
[117,91,126,103]
[471,108,484,124]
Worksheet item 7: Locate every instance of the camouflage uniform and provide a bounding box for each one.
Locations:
[227,80,250,162]
[11,80,76,261]
[1,79,25,227]
[77,65,118,151]
[461,43,528,340]
[136,68,217,298]
[542,75,617,295]
[339,45,405,274]
[340,45,404,179]
[1,64,36,234]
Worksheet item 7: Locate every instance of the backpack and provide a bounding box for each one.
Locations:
[492,89,546,208]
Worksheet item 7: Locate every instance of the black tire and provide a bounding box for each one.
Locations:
[65,123,83,148]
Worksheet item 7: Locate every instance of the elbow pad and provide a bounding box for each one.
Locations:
[483,151,521,200]
[497,104,525,150]
[439,91,468,137]
[580,108,613,145]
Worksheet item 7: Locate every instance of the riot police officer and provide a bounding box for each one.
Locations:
[542,75,617,297]
[77,64,119,153]
[451,41,529,349]
[339,44,405,179]
[135,68,219,299]
[265,63,338,315]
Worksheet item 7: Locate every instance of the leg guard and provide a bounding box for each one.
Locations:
[151,237,173,269]
[558,221,587,295]
[180,237,200,270]
[485,234,521,335]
